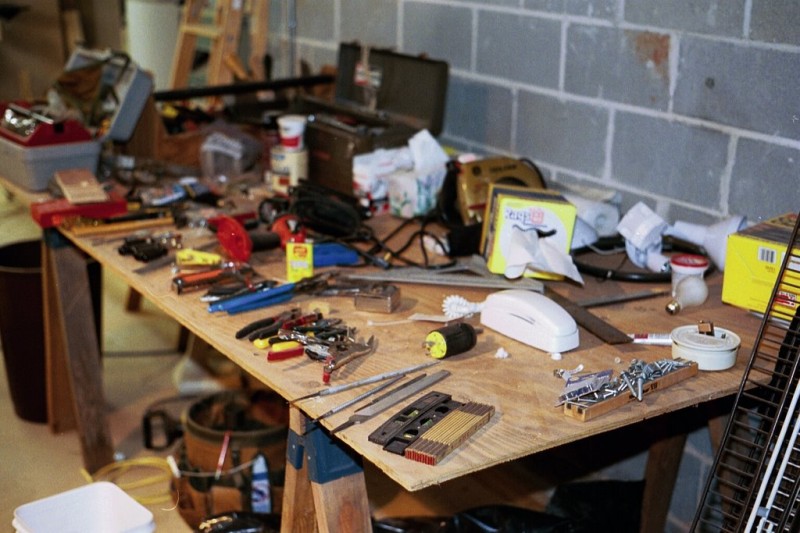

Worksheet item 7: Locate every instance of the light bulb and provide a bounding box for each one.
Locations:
[665,276,708,315]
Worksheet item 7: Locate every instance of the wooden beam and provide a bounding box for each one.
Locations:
[43,239,77,433]
[281,407,319,533]
[43,233,114,473]
[640,419,688,533]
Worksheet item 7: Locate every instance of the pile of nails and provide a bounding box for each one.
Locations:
[567,358,693,406]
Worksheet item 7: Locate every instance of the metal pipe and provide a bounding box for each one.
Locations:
[152,74,334,101]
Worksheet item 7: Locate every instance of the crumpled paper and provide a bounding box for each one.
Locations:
[387,129,449,218]
[503,226,584,284]
[408,129,449,174]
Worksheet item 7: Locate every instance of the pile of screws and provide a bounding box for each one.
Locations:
[559,358,693,407]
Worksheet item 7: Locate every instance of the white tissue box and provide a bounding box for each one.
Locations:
[353,149,403,215]
[481,184,577,280]
[388,167,446,218]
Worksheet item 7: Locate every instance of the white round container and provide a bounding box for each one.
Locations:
[276,114,307,150]
[671,325,741,371]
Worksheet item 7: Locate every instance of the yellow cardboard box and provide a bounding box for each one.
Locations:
[480,184,576,280]
[722,213,799,314]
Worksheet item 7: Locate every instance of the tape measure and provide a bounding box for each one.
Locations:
[424,323,478,359]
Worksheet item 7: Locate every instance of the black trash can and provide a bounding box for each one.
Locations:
[0,240,46,423]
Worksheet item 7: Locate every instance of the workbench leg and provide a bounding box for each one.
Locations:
[281,407,318,532]
[281,406,372,533]
[43,239,76,433]
[707,411,729,454]
[42,231,114,473]
[640,431,687,533]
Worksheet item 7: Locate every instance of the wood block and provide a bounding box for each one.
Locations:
[563,362,699,422]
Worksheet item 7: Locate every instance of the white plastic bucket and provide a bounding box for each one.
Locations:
[12,482,155,533]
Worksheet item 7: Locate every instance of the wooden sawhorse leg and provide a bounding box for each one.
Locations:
[42,230,114,473]
[281,406,372,533]
[640,430,686,532]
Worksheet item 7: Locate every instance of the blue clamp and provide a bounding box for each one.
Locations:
[286,421,363,484]
[306,422,363,484]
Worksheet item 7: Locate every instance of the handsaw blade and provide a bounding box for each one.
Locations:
[545,288,632,345]
[344,266,544,292]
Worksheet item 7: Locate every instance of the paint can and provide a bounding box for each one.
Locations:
[269,146,308,193]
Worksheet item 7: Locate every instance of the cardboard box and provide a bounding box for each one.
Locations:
[722,212,799,314]
[481,184,576,280]
[387,167,446,218]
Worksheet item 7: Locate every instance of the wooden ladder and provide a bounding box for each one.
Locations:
[169,0,245,88]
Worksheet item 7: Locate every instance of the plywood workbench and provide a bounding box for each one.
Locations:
[7,178,762,531]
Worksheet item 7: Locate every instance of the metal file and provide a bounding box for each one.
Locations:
[331,369,451,434]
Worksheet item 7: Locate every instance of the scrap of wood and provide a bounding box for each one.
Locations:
[563,362,699,422]
[65,216,175,237]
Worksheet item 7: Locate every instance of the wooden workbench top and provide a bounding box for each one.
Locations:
[62,216,760,492]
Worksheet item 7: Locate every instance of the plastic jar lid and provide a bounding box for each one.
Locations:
[670,325,741,371]
[670,254,709,274]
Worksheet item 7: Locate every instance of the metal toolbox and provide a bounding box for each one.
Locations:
[297,42,449,195]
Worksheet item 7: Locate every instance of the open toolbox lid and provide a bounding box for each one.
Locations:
[329,42,449,135]
[60,47,153,143]
[0,47,153,148]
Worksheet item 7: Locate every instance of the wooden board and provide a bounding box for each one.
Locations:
[54,214,761,492]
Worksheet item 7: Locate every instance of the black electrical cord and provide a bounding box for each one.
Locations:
[572,234,714,283]
[266,180,455,269]
[360,210,457,270]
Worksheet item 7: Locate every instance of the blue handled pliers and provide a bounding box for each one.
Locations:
[208,273,333,315]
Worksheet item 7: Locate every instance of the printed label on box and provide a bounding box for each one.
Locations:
[286,242,314,282]
[722,212,799,314]
[481,184,576,280]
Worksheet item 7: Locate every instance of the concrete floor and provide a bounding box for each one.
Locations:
[0,192,192,531]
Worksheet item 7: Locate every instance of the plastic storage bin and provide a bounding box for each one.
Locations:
[0,137,101,192]
[12,482,155,533]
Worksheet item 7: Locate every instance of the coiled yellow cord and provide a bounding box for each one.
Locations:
[80,457,174,506]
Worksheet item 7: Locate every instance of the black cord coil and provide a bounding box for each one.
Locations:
[571,234,713,283]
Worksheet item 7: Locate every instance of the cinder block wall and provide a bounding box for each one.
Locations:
[267,1,798,530]
[269,0,798,225]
